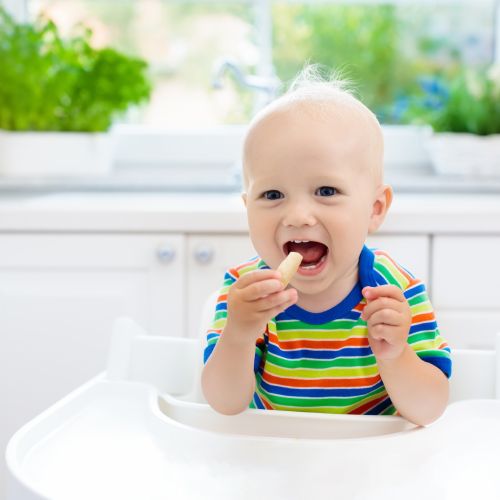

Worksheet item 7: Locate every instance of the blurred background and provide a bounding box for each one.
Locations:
[1,0,500,498]
[18,0,496,125]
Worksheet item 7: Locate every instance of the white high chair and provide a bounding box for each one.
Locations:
[6,291,500,500]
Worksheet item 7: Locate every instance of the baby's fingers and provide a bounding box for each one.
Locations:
[234,269,281,290]
[243,278,284,301]
[253,289,297,312]
[367,309,402,328]
[362,285,406,302]
[361,296,402,321]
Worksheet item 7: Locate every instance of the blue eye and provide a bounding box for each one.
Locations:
[316,186,337,197]
[264,190,283,200]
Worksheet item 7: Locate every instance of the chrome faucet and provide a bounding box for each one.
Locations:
[210,55,281,106]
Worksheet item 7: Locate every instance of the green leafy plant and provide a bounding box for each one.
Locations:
[0,7,152,132]
[272,4,423,121]
[401,66,500,135]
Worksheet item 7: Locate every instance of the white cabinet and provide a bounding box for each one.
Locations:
[187,234,256,338]
[0,233,185,480]
[432,236,500,349]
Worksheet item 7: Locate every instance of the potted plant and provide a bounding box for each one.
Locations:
[0,8,151,177]
[402,66,500,176]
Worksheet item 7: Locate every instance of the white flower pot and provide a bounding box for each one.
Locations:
[0,130,114,177]
[424,129,500,177]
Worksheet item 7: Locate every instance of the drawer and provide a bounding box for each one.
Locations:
[432,236,500,309]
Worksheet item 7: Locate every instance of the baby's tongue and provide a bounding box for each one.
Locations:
[288,241,326,264]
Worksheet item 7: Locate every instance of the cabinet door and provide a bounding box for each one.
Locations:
[432,236,500,350]
[187,234,256,338]
[0,233,185,483]
[365,234,430,286]
[432,236,500,309]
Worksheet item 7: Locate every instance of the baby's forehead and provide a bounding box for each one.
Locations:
[242,90,384,185]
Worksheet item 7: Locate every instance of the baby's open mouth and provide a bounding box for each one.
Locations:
[284,240,328,270]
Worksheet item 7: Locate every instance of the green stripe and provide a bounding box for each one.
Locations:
[266,352,376,369]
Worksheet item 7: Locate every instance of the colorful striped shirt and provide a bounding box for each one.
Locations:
[204,245,451,415]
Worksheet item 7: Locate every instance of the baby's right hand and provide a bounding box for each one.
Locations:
[225,270,298,345]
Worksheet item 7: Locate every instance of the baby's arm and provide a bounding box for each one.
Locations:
[361,285,449,425]
[201,270,297,415]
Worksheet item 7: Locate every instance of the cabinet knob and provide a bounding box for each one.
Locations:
[157,243,176,263]
[194,244,214,264]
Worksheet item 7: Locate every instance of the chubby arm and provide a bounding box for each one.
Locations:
[201,270,297,415]
[361,285,449,426]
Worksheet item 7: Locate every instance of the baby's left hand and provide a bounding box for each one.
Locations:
[361,285,412,361]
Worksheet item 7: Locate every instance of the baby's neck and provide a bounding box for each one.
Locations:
[294,263,360,314]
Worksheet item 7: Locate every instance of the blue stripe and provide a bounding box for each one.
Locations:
[253,393,266,409]
[259,379,385,398]
[215,302,227,312]
[204,343,216,364]
[404,283,426,299]
[420,356,452,378]
[409,321,438,334]
[365,396,394,415]
[267,344,374,360]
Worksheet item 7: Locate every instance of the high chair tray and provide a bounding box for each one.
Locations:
[7,374,500,500]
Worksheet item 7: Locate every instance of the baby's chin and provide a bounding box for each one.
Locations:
[289,275,334,295]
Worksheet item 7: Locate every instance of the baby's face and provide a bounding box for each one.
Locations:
[243,113,383,297]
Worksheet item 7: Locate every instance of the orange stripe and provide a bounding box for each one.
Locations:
[262,371,381,388]
[269,331,369,350]
[411,312,435,324]
[235,257,259,271]
[217,293,228,304]
[374,250,414,282]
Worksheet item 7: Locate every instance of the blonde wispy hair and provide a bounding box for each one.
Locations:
[242,62,384,187]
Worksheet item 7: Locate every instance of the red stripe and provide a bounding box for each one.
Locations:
[262,371,381,388]
[269,331,369,350]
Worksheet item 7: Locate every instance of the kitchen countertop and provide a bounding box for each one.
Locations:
[1,166,500,195]
[1,191,500,234]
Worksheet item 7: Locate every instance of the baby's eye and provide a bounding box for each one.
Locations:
[316,186,337,197]
[264,190,284,200]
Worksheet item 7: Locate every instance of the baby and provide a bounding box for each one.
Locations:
[201,67,451,425]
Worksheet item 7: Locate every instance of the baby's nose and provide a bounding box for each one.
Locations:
[282,202,316,227]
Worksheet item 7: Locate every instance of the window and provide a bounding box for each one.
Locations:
[25,0,498,126]
[8,0,500,172]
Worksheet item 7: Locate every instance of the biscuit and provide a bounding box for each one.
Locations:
[277,252,303,287]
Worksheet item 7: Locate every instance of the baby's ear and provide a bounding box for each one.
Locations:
[241,192,248,207]
[368,184,393,233]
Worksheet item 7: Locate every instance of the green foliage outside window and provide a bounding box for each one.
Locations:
[402,67,500,135]
[272,4,473,122]
[0,7,151,132]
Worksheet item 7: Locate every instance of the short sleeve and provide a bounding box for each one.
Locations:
[203,268,263,373]
[404,279,452,378]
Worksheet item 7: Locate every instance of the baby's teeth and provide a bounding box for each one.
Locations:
[319,255,326,263]
[302,264,316,269]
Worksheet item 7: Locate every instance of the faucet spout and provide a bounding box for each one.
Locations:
[210,55,281,105]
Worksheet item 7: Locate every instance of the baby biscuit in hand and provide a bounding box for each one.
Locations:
[277,252,303,287]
